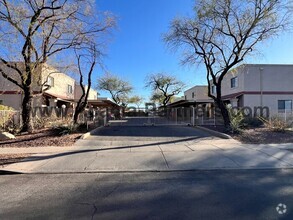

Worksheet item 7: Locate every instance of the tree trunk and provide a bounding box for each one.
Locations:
[21,89,34,133]
[216,99,231,130]
[73,104,85,124]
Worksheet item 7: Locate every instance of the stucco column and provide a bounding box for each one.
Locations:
[49,98,57,107]
[230,98,238,108]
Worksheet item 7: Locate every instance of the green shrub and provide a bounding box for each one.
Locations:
[227,106,244,134]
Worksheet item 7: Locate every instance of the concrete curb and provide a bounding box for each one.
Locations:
[195,126,233,139]
[81,126,104,139]
[2,167,293,175]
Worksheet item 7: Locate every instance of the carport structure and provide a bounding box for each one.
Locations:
[109,99,222,127]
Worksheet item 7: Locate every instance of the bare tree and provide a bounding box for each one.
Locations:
[165,0,290,129]
[146,73,185,107]
[97,74,133,105]
[73,43,99,124]
[0,0,115,132]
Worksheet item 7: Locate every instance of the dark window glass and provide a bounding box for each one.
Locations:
[278,100,292,110]
[231,77,238,88]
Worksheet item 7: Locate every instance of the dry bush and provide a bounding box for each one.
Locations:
[259,116,288,132]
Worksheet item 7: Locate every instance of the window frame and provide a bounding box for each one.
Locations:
[230,77,238,88]
[47,76,54,87]
[67,84,73,94]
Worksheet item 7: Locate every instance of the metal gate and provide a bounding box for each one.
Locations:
[108,107,224,126]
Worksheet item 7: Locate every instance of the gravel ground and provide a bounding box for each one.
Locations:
[0,128,85,148]
[0,125,87,148]
[201,125,293,144]
[232,127,293,144]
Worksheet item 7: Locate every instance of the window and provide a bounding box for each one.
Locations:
[47,76,54,87]
[211,85,216,94]
[278,100,292,111]
[231,77,238,88]
[0,100,3,105]
[67,85,73,94]
[192,92,195,98]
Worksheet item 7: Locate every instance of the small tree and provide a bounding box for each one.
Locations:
[97,74,133,105]
[165,0,290,129]
[73,43,98,124]
[146,73,184,107]
[128,95,144,109]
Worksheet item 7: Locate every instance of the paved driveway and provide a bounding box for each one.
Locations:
[3,119,293,173]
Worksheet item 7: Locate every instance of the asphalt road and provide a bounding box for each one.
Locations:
[1,169,293,219]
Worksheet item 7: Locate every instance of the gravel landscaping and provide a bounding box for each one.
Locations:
[201,125,293,144]
[233,128,293,144]
[0,129,84,148]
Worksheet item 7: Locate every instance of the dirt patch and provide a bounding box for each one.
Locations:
[233,128,293,144]
[0,128,86,148]
[0,154,30,167]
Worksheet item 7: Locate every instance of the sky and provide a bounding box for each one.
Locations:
[95,0,293,100]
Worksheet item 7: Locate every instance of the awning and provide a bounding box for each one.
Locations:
[87,98,120,108]
[166,99,214,108]
[44,91,74,103]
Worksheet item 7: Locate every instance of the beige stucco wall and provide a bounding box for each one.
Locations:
[0,94,22,110]
[184,86,210,101]
[219,64,293,96]
[220,64,293,113]
[242,94,293,115]
[0,63,24,92]
[243,65,293,92]
[74,84,97,101]
[0,63,76,110]
[41,64,75,100]
[219,65,246,96]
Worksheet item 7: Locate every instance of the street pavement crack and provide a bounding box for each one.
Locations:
[75,202,97,220]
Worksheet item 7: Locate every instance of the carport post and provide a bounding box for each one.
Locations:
[192,106,195,126]
[175,108,178,125]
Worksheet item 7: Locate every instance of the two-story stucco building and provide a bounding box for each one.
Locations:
[184,85,212,103]
[0,63,76,110]
[0,62,122,117]
[211,64,293,115]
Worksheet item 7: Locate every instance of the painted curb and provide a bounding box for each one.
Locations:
[195,126,233,139]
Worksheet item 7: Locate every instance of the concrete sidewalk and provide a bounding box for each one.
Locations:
[1,124,293,173]
[0,146,80,154]
[2,135,293,173]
